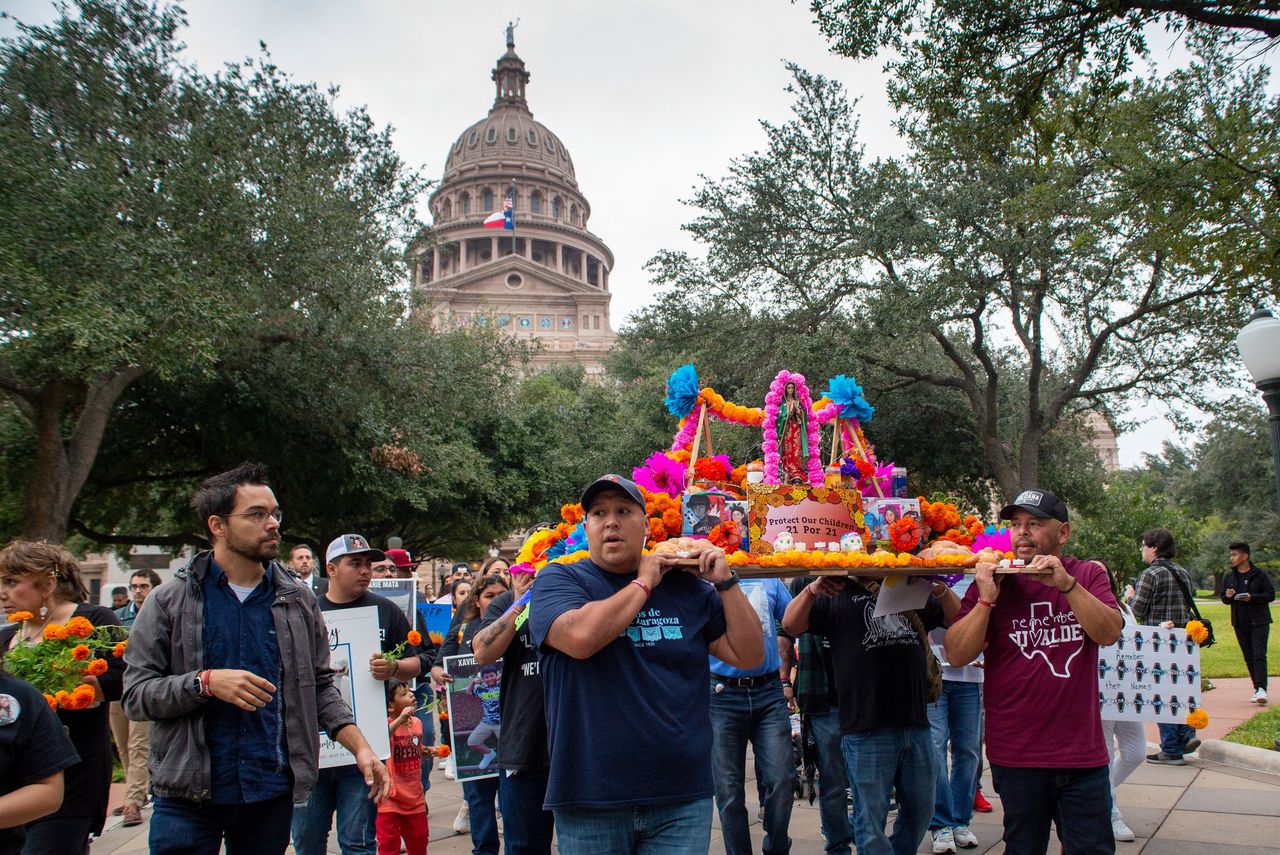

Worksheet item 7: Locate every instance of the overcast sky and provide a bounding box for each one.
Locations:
[6,0,1248,467]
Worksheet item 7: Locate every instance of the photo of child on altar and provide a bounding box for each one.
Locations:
[863,498,920,544]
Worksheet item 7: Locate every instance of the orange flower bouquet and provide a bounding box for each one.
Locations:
[3,612,127,710]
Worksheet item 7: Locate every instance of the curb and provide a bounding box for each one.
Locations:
[1197,738,1280,774]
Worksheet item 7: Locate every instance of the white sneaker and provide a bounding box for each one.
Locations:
[444,755,457,780]
[478,750,497,770]
[1112,814,1135,842]
[932,828,957,854]
[452,802,470,834]
[438,757,448,770]
[953,826,978,848]
[1256,688,1269,704]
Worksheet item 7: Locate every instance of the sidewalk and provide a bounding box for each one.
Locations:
[94,730,1280,854]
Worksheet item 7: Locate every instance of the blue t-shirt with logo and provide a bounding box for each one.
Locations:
[529,558,727,809]
[710,578,792,678]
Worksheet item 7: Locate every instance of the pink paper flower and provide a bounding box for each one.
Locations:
[633,452,688,497]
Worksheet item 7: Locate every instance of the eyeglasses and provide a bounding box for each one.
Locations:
[129,583,152,590]
[222,508,283,525]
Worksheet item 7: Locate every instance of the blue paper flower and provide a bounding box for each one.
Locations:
[664,363,700,417]
[822,374,875,423]
[546,523,587,560]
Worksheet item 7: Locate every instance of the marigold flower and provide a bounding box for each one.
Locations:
[66,616,95,638]
[889,517,922,552]
[438,710,449,720]
[44,694,57,709]
[113,642,127,658]
[435,744,451,758]
[1185,620,1209,645]
[7,611,34,623]
[407,630,423,646]
[560,503,584,525]
[86,658,109,677]
[72,644,91,661]
[42,623,69,641]
[662,507,683,537]
[53,690,70,708]
[648,517,668,544]
[1186,709,1209,730]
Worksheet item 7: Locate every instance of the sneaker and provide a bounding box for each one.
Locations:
[932,828,957,854]
[1112,814,1135,842]
[478,751,496,770]
[1256,687,1269,704]
[953,826,979,848]
[121,803,143,828]
[452,803,469,834]
[973,788,993,813]
[1184,737,1202,754]
[1146,752,1186,766]
[444,755,457,780]
[438,757,448,770]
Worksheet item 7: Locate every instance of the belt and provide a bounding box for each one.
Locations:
[712,674,774,688]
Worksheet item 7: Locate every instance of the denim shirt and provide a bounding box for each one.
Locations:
[202,558,291,804]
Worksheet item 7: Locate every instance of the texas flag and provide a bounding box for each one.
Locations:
[484,193,514,230]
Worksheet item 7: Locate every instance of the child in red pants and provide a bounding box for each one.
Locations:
[377,680,444,855]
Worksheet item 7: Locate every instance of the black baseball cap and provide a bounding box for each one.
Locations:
[999,488,1069,523]
[580,474,645,512]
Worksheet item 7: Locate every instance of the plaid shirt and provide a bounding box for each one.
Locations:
[1132,559,1193,626]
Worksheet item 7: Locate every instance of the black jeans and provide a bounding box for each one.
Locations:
[990,763,1114,855]
[21,815,92,855]
[1235,624,1270,691]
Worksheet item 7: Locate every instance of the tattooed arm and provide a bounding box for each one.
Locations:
[473,572,534,665]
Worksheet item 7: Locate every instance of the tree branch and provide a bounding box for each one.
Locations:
[69,518,209,550]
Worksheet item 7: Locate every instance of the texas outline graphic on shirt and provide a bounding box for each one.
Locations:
[1007,600,1084,678]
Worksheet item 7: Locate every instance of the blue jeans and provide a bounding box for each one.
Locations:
[927,681,982,830]
[807,709,853,854]
[463,775,500,855]
[1158,722,1196,758]
[840,725,937,855]
[709,679,794,855]
[990,763,1113,855]
[150,794,293,855]
[554,797,713,855]
[499,768,555,855]
[291,764,377,855]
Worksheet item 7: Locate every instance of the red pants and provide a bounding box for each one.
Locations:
[376,810,429,855]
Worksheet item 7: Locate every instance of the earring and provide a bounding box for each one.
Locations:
[39,605,48,620]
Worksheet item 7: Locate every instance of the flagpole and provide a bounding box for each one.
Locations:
[509,181,516,257]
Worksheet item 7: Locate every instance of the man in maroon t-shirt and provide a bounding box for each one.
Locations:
[945,488,1122,855]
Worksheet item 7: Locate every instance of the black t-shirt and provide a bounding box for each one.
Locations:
[808,580,943,734]
[479,590,548,771]
[0,673,80,855]
[321,590,416,661]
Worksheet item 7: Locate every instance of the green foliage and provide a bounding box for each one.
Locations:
[0,0,429,540]
[1,618,127,701]
[1071,470,1201,586]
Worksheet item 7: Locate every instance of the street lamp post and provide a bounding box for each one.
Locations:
[1237,306,1280,511]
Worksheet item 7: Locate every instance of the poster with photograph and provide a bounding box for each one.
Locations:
[1097,625,1203,724]
[318,605,391,767]
[862,497,922,545]
[369,577,417,624]
[443,653,503,782]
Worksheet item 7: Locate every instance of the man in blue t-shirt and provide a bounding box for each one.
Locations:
[529,474,764,855]
[709,577,795,855]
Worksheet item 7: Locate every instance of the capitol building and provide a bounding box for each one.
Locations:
[412,31,616,372]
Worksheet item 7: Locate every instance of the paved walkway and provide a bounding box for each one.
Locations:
[94,681,1280,855]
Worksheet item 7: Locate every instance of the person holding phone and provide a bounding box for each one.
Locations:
[1222,542,1275,704]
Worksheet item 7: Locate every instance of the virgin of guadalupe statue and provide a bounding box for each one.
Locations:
[777,381,809,484]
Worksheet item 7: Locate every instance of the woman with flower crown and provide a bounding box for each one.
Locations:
[0,540,124,854]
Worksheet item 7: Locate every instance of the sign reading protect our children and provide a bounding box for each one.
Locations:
[317,605,390,767]
[1097,625,1203,724]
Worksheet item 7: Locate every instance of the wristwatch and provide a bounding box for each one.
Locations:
[190,673,204,697]
[714,571,741,591]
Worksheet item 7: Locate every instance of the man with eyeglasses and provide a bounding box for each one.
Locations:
[122,463,389,855]
[110,569,162,826]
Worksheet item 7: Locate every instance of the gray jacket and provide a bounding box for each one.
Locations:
[122,551,355,803]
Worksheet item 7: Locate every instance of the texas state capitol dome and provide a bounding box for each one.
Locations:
[412,32,616,373]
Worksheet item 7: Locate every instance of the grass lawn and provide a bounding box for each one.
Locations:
[1194,602,1280,679]
[1224,704,1280,750]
